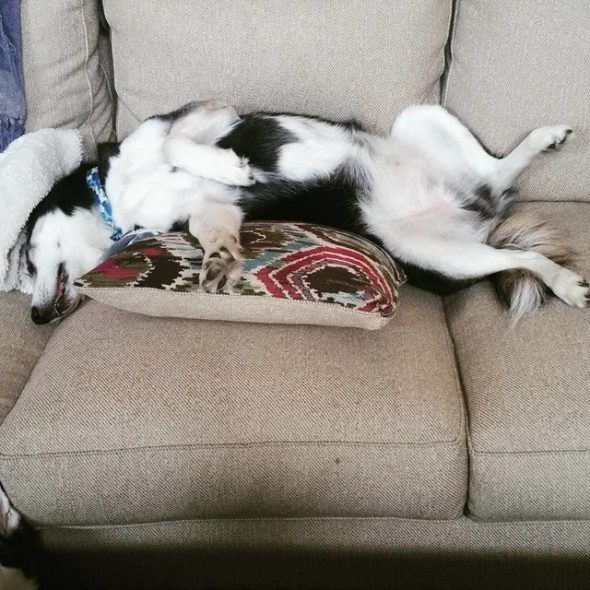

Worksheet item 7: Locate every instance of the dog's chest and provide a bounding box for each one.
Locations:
[111,168,207,233]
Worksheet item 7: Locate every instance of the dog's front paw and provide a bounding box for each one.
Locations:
[201,255,243,292]
[199,229,244,292]
[213,151,255,186]
[528,125,574,152]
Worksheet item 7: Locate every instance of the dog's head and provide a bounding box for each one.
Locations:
[26,205,111,324]
[26,211,85,324]
[25,153,119,325]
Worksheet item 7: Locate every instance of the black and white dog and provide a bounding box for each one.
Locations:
[26,101,589,323]
[0,486,38,590]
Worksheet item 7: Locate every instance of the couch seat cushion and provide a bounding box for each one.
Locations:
[445,203,590,520]
[444,0,590,202]
[0,293,53,425]
[0,287,465,526]
[104,0,452,137]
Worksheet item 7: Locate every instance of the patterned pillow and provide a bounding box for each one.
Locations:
[75,222,405,330]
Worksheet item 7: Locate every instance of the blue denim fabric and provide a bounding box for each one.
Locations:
[0,0,24,152]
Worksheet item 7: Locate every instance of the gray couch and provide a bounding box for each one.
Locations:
[2,1,590,588]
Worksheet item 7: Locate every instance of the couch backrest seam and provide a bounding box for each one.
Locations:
[440,0,460,107]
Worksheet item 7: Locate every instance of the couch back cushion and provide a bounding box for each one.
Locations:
[103,0,452,138]
[444,0,590,202]
[21,0,114,156]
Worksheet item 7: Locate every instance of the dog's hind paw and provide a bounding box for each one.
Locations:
[552,270,590,308]
[528,125,574,152]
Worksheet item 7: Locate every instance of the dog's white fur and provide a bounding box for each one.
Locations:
[27,103,589,322]
[28,208,111,317]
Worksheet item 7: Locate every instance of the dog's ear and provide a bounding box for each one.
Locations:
[97,141,121,183]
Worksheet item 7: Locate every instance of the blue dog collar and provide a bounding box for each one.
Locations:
[86,166,123,241]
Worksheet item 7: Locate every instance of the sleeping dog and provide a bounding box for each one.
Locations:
[0,486,38,590]
[26,101,589,323]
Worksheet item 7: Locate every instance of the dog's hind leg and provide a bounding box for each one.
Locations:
[391,105,573,196]
[385,231,589,309]
[391,105,498,181]
[388,106,583,314]
[492,125,573,190]
[166,100,240,143]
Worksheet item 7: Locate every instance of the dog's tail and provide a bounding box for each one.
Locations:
[487,211,574,321]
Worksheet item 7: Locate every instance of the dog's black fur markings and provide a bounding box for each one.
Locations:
[96,141,121,184]
[26,140,122,231]
[0,519,38,582]
[240,168,368,238]
[218,112,377,244]
[244,175,477,294]
[0,486,40,587]
[217,113,296,172]
[25,164,96,283]
[27,164,95,230]
[25,144,120,277]
[251,110,365,131]
[27,110,474,297]
[401,264,478,294]
[463,184,515,225]
[25,163,97,282]
[218,114,473,294]
[27,107,525,304]
[464,184,497,221]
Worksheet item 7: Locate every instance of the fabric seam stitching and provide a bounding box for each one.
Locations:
[0,437,466,461]
[41,513,590,532]
[441,0,460,107]
[79,0,97,153]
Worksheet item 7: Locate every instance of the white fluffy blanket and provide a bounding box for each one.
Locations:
[0,129,83,292]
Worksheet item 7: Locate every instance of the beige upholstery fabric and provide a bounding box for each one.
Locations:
[103,0,452,138]
[77,289,395,330]
[41,517,590,590]
[445,203,590,520]
[0,293,53,426]
[444,0,590,201]
[0,287,466,525]
[44,515,590,558]
[21,0,114,156]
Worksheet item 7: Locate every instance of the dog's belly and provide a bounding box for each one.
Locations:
[362,146,491,245]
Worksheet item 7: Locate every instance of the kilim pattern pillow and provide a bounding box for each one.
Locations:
[75,222,405,330]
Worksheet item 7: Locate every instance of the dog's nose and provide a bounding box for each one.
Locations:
[31,306,51,325]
